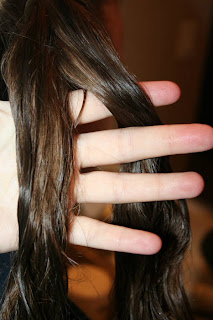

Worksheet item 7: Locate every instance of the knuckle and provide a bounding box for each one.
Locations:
[168,126,175,154]
[76,133,94,168]
[117,128,126,161]
[117,174,127,202]
[73,173,85,203]
[112,172,120,202]
[85,221,97,246]
[111,172,127,203]
[115,228,124,251]
[117,127,134,162]
[156,173,163,199]
[75,134,83,167]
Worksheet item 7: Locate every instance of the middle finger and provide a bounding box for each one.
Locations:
[76,123,213,168]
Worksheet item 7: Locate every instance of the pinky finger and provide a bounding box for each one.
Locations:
[69,215,162,255]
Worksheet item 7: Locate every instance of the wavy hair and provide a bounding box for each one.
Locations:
[0,0,192,319]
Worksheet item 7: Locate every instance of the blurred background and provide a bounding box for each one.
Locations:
[119,1,213,319]
[121,0,213,178]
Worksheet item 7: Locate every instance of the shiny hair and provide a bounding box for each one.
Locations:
[0,0,192,319]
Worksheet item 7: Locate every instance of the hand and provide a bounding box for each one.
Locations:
[1,81,212,254]
[68,80,212,254]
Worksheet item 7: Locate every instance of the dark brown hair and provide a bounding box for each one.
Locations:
[0,0,192,319]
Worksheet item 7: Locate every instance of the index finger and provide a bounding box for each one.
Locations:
[69,81,181,125]
[140,81,181,107]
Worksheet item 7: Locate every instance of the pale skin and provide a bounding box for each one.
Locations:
[0,81,212,255]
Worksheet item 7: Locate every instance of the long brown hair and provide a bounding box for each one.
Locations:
[0,0,192,319]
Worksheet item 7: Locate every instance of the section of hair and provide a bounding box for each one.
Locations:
[0,0,192,319]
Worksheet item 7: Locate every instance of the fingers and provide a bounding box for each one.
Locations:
[69,81,181,125]
[140,81,181,107]
[76,124,213,168]
[70,215,162,255]
[75,171,204,204]
[69,90,113,126]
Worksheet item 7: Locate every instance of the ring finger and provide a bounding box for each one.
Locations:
[74,171,204,203]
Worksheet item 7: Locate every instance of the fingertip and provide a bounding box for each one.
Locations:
[154,234,163,254]
[139,80,181,107]
[156,80,181,106]
[184,171,205,198]
[146,233,162,255]
[136,232,162,255]
[166,81,181,103]
[197,124,213,150]
[192,171,205,197]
